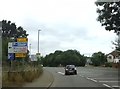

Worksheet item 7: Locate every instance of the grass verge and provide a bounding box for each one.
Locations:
[2,65,43,87]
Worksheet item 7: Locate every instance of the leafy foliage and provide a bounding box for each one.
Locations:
[95,1,120,33]
[91,51,107,66]
[41,50,87,67]
[2,20,29,63]
[2,20,28,39]
[112,37,120,51]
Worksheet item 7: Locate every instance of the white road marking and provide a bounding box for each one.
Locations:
[86,77,97,83]
[99,81,119,83]
[112,85,120,88]
[89,78,97,82]
[79,75,84,77]
[58,72,64,75]
[86,77,91,80]
[93,78,119,79]
[103,84,112,88]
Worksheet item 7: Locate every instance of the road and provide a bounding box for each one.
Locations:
[44,67,119,89]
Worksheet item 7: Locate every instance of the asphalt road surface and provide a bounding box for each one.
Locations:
[44,67,119,89]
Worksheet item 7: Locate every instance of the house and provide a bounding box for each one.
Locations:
[107,50,120,63]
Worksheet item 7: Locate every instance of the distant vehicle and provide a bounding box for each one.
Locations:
[65,65,77,75]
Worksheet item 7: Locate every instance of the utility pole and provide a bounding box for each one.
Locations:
[38,30,41,53]
[29,44,31,56]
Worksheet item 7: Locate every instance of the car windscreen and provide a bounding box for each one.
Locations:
[66,65,75,69]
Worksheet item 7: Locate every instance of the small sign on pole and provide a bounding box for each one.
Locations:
[8,53,14,60]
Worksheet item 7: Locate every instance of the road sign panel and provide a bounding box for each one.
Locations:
[8,53,14,60]
[17,38,28,42]
[8,42,28,53]
[12,42,28,47]
[30,55,38,61]
[8,42,14,53]
[15,53,26,57]
[13,47,27,53]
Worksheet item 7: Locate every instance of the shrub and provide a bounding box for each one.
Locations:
[105,62,112,67]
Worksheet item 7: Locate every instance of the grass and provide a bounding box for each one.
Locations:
[2,65,43,87]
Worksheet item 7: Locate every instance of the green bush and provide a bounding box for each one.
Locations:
[105,62,112,67]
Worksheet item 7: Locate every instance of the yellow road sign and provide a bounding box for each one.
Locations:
[17,38,28,42]
[15,53,26,57]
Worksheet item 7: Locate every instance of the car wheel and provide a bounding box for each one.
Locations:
[65,71,67,75]
[75,71,77,75]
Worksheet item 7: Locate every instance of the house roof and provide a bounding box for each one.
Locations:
[107,50,120,57]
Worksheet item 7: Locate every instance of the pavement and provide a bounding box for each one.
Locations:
[23,68,54,88]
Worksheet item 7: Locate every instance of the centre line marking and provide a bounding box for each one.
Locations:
[58,72,64,75]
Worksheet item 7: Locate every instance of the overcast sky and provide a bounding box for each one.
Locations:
[0,0,117,56]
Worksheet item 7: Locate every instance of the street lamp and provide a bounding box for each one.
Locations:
[29,44,31,56]
[38,30,41,53]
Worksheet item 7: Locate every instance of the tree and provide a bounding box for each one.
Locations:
[112,36,120,51]
[2,20,29,63]
[42,49,87,67]
[2,20,28,40]
[95,1,120,33]
[91,52,107,66]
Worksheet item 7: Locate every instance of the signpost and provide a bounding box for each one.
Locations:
[8,38,28,71]
[8,38,28,58]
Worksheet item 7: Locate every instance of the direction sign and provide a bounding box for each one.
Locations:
[8,42,14,53]
[12,42,28,47]
[17,38,28,42]
[13,47,27,53]
[15,53,26,57]
[8,42,28,53]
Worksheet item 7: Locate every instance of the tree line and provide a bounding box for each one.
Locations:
[40,50,107,67]
[41,50,87,67]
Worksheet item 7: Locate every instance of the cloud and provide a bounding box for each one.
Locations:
[0,0,117,56]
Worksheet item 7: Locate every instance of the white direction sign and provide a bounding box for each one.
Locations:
[8,42,28,53]
[13,47,27,53]
[8,42,14,53]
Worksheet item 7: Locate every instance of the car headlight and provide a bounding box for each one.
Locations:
[66,69,68,70]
